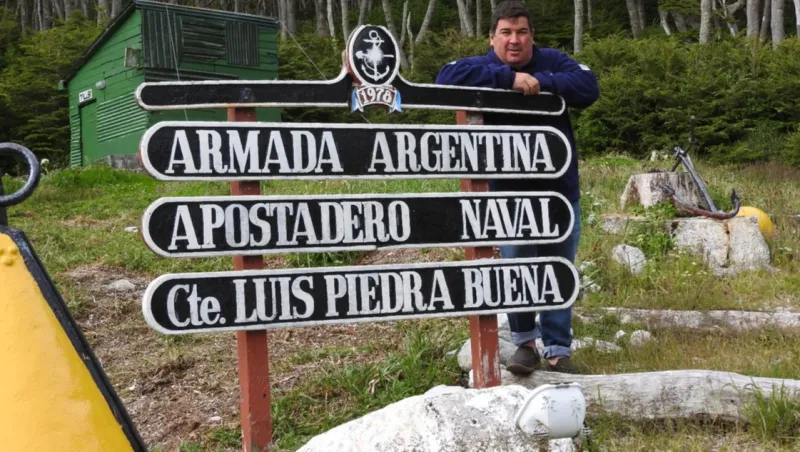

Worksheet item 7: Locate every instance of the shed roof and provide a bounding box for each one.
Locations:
[59,0,278,88]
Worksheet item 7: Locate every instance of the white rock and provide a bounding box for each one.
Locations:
[208,416,222,423]
[726,217,771,271]
[107,279,136,292]
[620,172,710,210]
[672,218,728,269]
[298,385,581,452]
[577,260,596,272]
[611,244,647,275]
[614,330,627,341]
[629,330,653,347]
[124,226,138,232]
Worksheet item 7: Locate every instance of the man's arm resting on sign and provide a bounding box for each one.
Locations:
[533,50,600,109]
[435,58,516,89]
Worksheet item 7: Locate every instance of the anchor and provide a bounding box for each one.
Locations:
[354,30,395,82]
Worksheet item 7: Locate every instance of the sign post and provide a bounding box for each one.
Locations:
[228,107,271,452]
[135,24,576,452]
[457,110,500,388]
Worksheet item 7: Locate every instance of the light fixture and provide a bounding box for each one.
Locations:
[96,80,106,89]
[514,382,587,439]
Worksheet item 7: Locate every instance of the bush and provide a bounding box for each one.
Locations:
[575,36,800,165]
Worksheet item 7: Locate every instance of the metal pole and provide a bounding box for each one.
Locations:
[228,107,272,452]
[457,111,501,388]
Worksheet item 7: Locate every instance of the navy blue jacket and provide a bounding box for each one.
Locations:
[435,47,599,201]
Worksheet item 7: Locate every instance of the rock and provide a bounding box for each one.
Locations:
[107,279,136,292]
[671,217,772,274]
[457,338,518,371]
[629,330,652,347]
[208,416,222,423]
[297,385,581,452]
[572,337,621,353]
[620,172,709,210]
[124,226,138,232]
[445,349,458,360]
[600,214,647,235]
[614,330,627,341]
[671,218,728,268]
[611,244,647,275]
[727,217,770,271]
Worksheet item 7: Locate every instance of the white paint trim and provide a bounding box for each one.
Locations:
[141,256,580,335]
[140,191,575,258]
[139,121,573,181]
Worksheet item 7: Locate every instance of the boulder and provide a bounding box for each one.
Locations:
[671,218,729,268]
[726,216,771,271]
[297,385,579,452]
[670,216,772,273]
[611,244,647,275]
[620,172,709,210]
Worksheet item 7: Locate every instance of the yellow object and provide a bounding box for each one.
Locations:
[736,206,775,239]
[0,232,135,451]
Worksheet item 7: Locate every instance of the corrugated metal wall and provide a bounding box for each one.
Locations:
[69,110,81,167]
[226,22,259,67]
[97,94,149,144]
[141,9,179,69]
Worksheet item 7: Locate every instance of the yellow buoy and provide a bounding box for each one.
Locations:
[736,206,775,239]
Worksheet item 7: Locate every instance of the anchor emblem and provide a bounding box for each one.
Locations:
[354,30,395,83]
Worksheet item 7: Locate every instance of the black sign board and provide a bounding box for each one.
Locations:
[142,192,575,258]
[140,122,572,181]
[134,24,566,116]
[142,257,579,334]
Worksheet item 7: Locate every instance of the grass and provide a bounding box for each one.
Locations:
[4,158,800,450]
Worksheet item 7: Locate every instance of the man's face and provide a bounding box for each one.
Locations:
[490,17,534,68]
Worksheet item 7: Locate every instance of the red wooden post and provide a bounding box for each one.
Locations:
[457,110,501,388]
[228,107,272,452]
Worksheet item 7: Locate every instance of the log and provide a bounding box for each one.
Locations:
[577,307,800,332]
[498,369,800,422]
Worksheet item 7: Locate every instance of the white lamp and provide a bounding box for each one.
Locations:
[514,382,587,439]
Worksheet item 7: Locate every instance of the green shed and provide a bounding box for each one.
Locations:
[59,0,279,168]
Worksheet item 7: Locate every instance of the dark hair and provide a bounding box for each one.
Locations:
[490,1,532,34]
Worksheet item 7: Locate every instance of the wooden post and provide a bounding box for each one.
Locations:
[457,110,501,388]
[228,107,272,452]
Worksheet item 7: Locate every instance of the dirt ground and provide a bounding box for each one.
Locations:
[61,248,461,451]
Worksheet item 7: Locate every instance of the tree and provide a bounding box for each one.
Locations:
[625,0,642,38]
[794,0,800,36]
[700,0,713,43]
[760,0,771,41]
[574,0,584,52]
[771,0,784,47]
[747,0,761,38]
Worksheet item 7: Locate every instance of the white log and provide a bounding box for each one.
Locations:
[499,369,800,422]
[577,307,800,332]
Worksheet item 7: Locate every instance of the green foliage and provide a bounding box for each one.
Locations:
[575,36,800,165]
[0,11,100,165]
[743,385,800,443]
[283,251,364,268]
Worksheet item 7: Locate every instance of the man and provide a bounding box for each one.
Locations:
[435,1,599,374]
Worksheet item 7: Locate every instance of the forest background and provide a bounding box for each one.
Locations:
[1,0,800,168]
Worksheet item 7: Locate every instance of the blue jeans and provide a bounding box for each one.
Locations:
[498,199,581,359]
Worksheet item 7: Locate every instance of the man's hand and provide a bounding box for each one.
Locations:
[512,73,540,95]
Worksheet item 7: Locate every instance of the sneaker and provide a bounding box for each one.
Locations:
[545,356,587,374]
[506,345,541,375]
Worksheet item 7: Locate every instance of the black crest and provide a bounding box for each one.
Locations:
[347,25,400,86]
